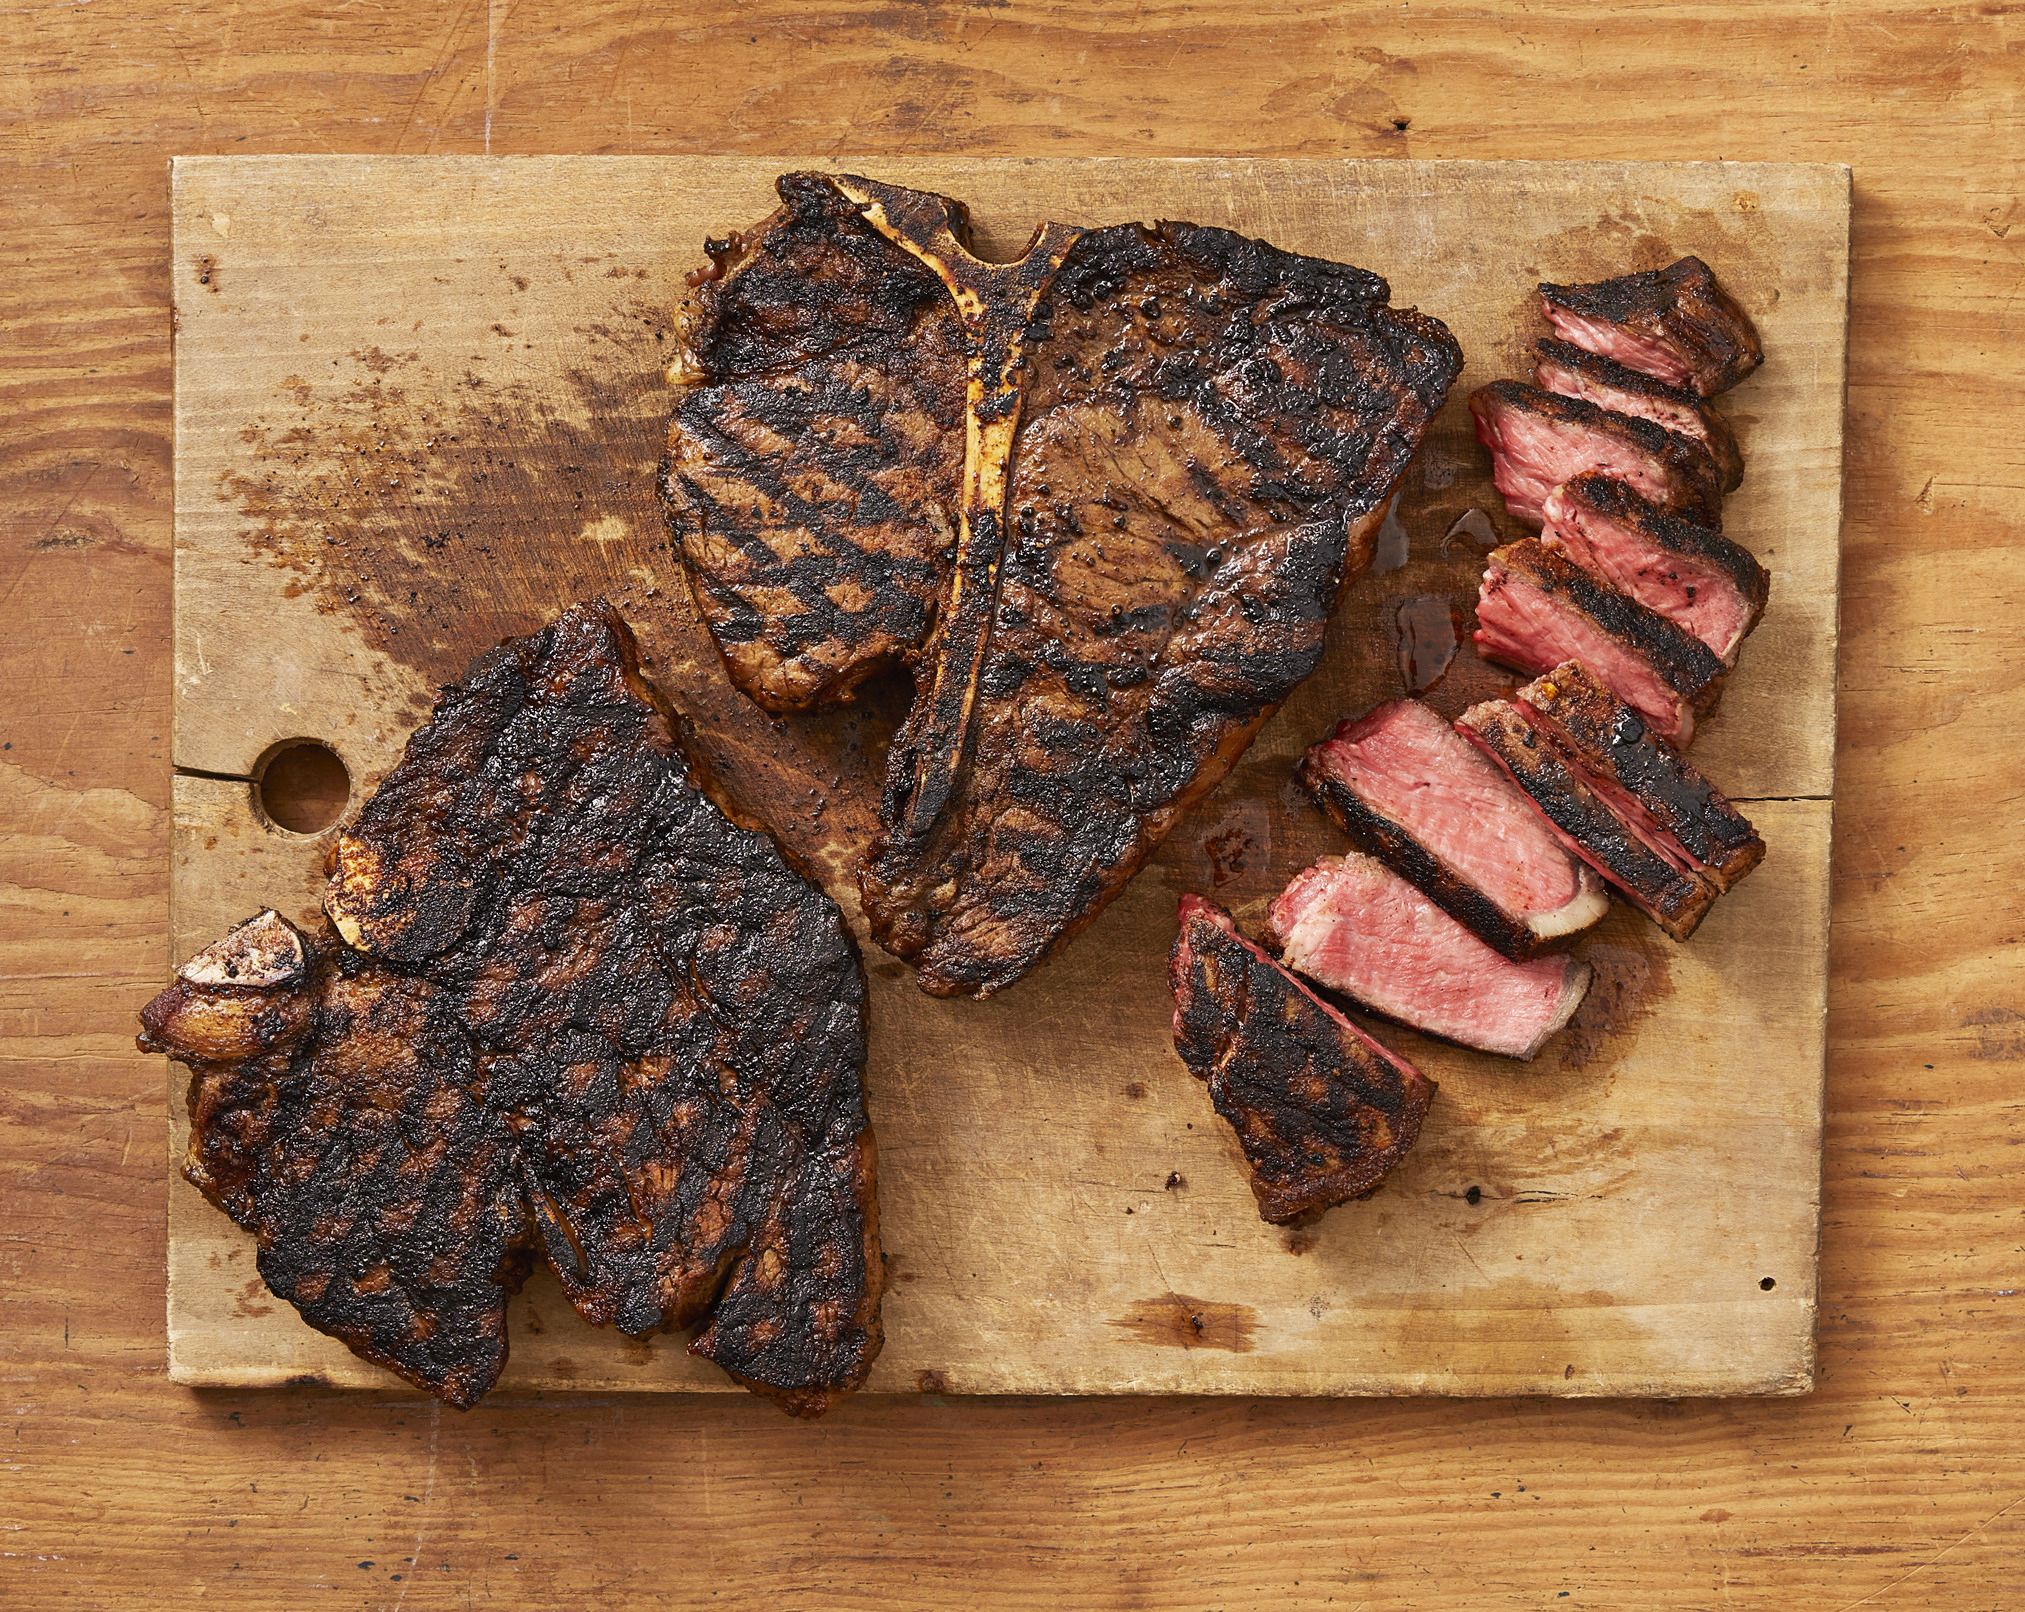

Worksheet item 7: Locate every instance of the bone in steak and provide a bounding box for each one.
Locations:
[1539,256,1763,397]
[1469,380,1721,528]
[1170,896,1434,1224]
[1474,538,1727,745]
[1516,661,1764,892]
[1533,338,1742,491]
[141,604,882,1414]
[1541,475,1768,663]
[1269,855,1591,1061]
[664,172,1462,997]
[1296,698,1606,959]
[1458,698,1719,940]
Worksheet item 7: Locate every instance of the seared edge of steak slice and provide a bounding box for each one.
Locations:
[1468,380,1722,527]
[140,912,533,1410]
[1541,474,1768,662]
[1457,700,1719,941]
[1515,661,1765,892]
[1170,895,1435,1225]
[1296,699,1606,960]
[1474,539,1727,745]
[1533,338,1743,490]
[1538,256,1764,397]
[1268,855,1592,1061]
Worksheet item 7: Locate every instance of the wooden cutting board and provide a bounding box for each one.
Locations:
[166,156,1846,1400]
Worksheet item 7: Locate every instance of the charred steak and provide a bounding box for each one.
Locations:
[664,173,1462,997]
[1170,896,1434,1224]
[1468,380,1722,527]
[1532,338,1743,491]
[141,604,882,1414]
[1539,256,1763,397]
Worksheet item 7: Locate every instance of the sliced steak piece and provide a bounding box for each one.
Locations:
[1296,698,1606,959]
[1473,538,1727,745]
[1269,855,1591,1061]
[1533,338,1742,491]
[1540,475,1768,663]
[1468,381,1721,527]
[1515,661,1764,892]
[1458,699,1720,940]
[143,604,882,1416]
[1170,895,1434,1225]
[667,172,1463,998]
[1539,256,1763,397]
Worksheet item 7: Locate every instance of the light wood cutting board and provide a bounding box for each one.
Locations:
[165,156,1846,1400]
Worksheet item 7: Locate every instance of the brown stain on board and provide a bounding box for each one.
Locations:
[1110,1293,1258,1353]
[1555,932,1678,1073]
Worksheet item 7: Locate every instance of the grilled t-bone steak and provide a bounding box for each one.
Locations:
[1269,855,1590,1061]
[1516,662,1764,892]
[1458,698,1720,940]
[1539,256,1763,397]
[1541,476,1768,663]
[1296,698,1605,960]
[1533,339,1742,491]
[1170,896,1434,1224]
[1475,538,1727,745]
[140,605,882,1415]
[1468,380,1721,527]
[664,172,1462,997]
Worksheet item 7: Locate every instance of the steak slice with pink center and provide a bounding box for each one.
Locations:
[1533,339,1742,491]
[1268,855,1591,1061]
[1540,475,1769,663]
[1469,381,1721,527]
[1538,256,1763,397]
[1297,698,1606,959]
[1473,539,1727,745]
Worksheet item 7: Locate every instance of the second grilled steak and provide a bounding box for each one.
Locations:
[666,172,1462,997]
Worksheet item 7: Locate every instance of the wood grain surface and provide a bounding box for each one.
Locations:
[2,2,2020,1606]
[164,154,1843,1402]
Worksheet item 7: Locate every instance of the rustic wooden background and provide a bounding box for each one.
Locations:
[1,2,2017,1606]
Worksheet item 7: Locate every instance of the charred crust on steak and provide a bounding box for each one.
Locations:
[1538,256,1763,397]
[1169,895,1434,1225]
[1551,474,1767,619]
[664,172,1462,998]
[143,604,883,1414]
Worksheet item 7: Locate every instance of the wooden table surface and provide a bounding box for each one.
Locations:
[2,3,2018,1606]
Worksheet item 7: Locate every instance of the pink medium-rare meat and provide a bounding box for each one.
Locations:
[1296,699,1607,959]
[1515,662,1764,892]
[1458,699,1720,941]
[1468,381,1720,528]
[1269,855,1591,1061]
[1533,339,1742,491]
[1540,476,1769,663]
[1538,257,1763,397]
[1473,539,1727,745]
[1169,895,1435,1225]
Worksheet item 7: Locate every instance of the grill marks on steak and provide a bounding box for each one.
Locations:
[1516,662,1764,893]
[143,605,882,1414]
[1296,699,1606,959]
[1540,256,1764,397]
[1269,855,1591,1061]
[1170,896,1434,1224]
[1533,339,1742,491]
[1474,539,1727,745]
[666,173,1462,996]
[1540,476,1768,663]
[1468,381,1720,528]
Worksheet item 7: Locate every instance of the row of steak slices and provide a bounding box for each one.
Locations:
[1171,257,1771,1228]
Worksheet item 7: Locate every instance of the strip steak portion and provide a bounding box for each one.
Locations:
[1539,256,1763,397]
[1468,380,1721,527]
[1533,339,1742,490]
[1169,896,1434,1225]
[1515,662,1764,892]
[1269,856,1591,1061]
[1296,698,1605,959]
[1540,475,1768,663]
[143,604,883,1415]
[1474,539,1727,745]
[1458,699,1720,940]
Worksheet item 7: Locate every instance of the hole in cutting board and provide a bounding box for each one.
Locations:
[254,740,351,835]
